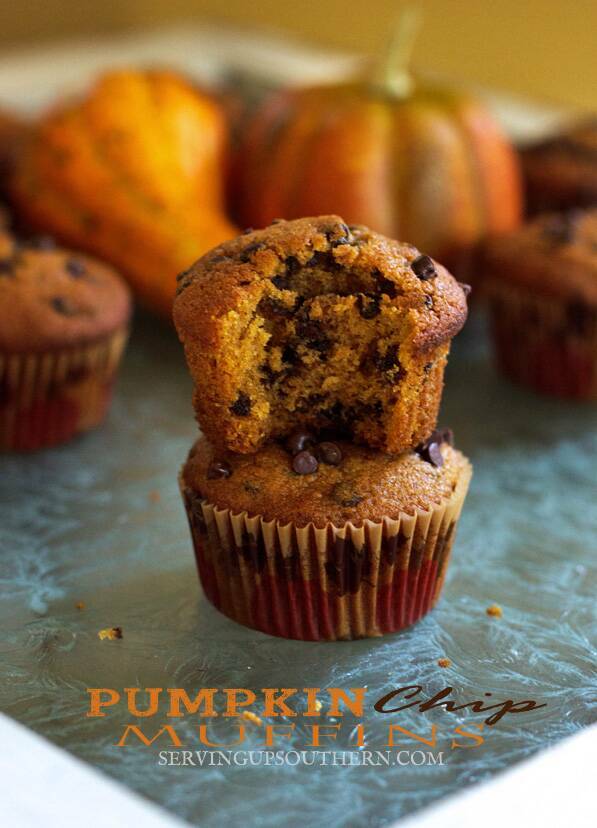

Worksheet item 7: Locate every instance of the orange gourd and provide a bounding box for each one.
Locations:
[11,69,237,317]
[233,13,522,274]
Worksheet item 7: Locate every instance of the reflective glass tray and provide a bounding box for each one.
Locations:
[1,311,596,827]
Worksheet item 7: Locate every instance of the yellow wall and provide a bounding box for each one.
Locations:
[0,0,595,110]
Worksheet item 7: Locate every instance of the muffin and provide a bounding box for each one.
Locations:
[0,231,131,450]
[180,430,472,640]
[521,120,597,215]
[485,209,597,399]
[174,216,468,454]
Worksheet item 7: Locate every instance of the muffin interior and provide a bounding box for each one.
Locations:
[220,253,435,446]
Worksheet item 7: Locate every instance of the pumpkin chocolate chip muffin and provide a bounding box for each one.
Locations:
[0,230,131,450]
[521,120,597,215]
[174,215,468,454]
[180,430,471,640]
[485,208,597,399]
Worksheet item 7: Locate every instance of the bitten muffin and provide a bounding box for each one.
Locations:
[174,216,468,454]
[485,209,597,399]
[0,231,131,450]
[521,120,597,215]
[180,430,472,640]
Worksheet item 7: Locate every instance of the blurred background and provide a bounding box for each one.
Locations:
[0,0,595,110]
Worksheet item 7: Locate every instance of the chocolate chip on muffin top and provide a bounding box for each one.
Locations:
[0,231,131,353]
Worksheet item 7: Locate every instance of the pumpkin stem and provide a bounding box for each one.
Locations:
[372,4,422,99]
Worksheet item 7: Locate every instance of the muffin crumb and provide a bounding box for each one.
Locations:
[75,601,85,610]
[486,604,503,618]
[437,657,452,668]
[242,711,263,726]
[98,626,123,640]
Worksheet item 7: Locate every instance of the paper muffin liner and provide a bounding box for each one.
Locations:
[0,328,128,451]
[489,283,597,400]
[180,461,471,641]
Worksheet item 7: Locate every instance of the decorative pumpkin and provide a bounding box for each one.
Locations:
[11,70,237,317]
[233,13,522,274]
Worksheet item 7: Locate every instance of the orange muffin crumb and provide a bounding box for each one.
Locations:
[486,604,503,618]
[437,657,452,668]
[98,626,123,640]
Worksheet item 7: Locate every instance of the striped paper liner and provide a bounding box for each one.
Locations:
[0,328,128,451]
[489,283,597,400]
[180,459,471,641]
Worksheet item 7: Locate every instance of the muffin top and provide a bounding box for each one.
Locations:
[521,120,597,207]
[485,209,597,304]
[0,232,131,352]
[182,433,471,528]
[175,215,468,353]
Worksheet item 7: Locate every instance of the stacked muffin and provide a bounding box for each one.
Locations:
[174,216,471,640]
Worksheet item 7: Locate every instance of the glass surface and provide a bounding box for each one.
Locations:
[1,311,596,827]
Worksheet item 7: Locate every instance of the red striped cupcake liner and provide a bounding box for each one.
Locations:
[489,283,597,400]
[180,461,471,641]
[0,329,128,452]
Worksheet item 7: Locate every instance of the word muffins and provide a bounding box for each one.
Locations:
[175,216,471,640]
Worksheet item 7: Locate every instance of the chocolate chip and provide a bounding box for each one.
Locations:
[327,223,352,246]
[257,296,297,319]
[240,242,266,262]
[411,254,436,280]
[316,442,343,465]
[542,211,580,245]
[438,427,454,446]
[272,273,290,290]
[375,345,401,373]
[243,480,260,494]
[66,258,86,278]
[286,429,316,455]
[423,362,433,374]
[207,460,232,479]
[424,295,434,309]
[282,345,299,364]
[341,494,364,507]
[229,392,251,416]
[459,282,472,297]
[375,272,398,298]
[50,296,77,316]
[30,235,56,250]
[295,314,331,355]
[357,293,380,319]
[292,450,318,475]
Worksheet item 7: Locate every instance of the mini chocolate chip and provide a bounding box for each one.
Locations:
[459,282,472,297]
[542,211,580,245]
[411,254,436,280]
[272,273,290,289]
[207,460,232,479]
[50,296,77,316]
[437,427,454,446]
[229,392,251,416]
[286,429,316,455]
[357,293,380,319]
[66,258,86,277]
[30,235,56,250]
[423,362,433,374]
[374,344,400,373]
[375,271,398,298]
[317,442,343,465]
[240,242,266,262]
[341,494,364,507]
[424,294,434,309]
[417,438,444,467]
[282,345,299,364]
[327,223,351,246]
[243,480,260,494]
[295,315,331,355]
[292,450,318,475]
[257,296,297,319]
